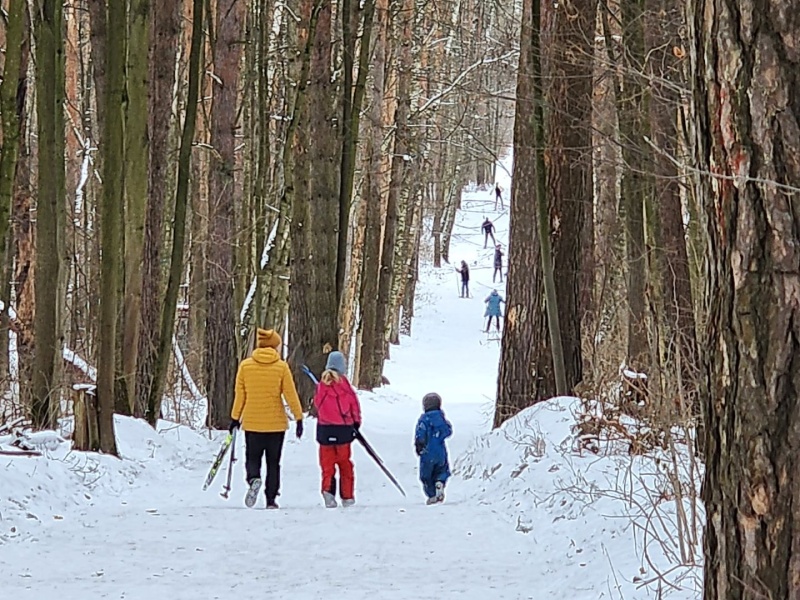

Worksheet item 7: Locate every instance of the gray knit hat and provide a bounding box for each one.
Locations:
[422,392,442,412]
[325,351,347,375]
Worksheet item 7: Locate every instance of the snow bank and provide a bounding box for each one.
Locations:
[453,397,703,598]
[0,416,217,544]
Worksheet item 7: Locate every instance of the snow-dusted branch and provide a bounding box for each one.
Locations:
[63,347,97,382]
[239,218,279,334]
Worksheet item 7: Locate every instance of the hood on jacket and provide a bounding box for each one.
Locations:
[251,347,281,365]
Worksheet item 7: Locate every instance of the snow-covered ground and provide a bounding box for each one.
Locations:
[0,159,702,598]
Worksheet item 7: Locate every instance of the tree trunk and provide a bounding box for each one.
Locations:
[32,0,67,431]
[542,0,593,393]
[287,0,325,402]
[620,0,650,369]
[137,0,181,419]
[147,0,204,425]
[97,0,125,453]
[119,0,150,416]
[645,0,698,401]
[205,0,245,429]
[307,0,340,367]
[494,0,553,427]
[335,0,375,303]
[0,0,26,273]
[368,0,413,383]
[692,0,800,595]
[354,0,387,389]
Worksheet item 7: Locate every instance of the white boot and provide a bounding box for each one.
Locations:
[342,498,355,508]
[322,491,338,508]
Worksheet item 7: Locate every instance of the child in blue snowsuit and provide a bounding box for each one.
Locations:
[415,393,453,505]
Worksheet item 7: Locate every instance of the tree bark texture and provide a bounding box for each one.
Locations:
[147,0,204,425]
[691,0,800,595]
[355,0,387,390]
[137,0,181,418]
[205,0,244,429]
[543,0,594,392]
[620,0,650,370]
[120,0,151,416]
[369,0,413,382]
[288,0,325,403]
[97,0,125,454]
[645,0,698,396]
[32,0,67,431]
[494,0,553,427]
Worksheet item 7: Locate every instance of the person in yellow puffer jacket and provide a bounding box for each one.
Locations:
[230,328,303,509]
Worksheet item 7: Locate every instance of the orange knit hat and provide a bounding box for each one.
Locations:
[256,328,281,349]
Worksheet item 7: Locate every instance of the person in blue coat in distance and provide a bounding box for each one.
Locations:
[415,393,453,505]
[484,289,505,333]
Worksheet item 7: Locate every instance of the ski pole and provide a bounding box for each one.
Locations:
[220,427,238,499]
[354,430,406,497]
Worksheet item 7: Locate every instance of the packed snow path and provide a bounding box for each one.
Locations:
[2,188,544,599]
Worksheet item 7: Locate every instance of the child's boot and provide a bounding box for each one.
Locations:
[342,498,356,508]
[322,491,338,508]
[435,481,445,503]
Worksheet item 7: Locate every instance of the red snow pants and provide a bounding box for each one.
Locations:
[319,443,354,500]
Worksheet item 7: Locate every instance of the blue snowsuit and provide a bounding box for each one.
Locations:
[484,291,504,317]
[414,409,453,498]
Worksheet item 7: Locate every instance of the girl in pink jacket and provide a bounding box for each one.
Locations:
[313,351,362,508]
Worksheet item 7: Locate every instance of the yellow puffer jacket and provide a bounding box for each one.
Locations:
[231,348,303,433]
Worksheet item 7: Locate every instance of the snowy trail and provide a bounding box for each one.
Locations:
[2,185,534,599]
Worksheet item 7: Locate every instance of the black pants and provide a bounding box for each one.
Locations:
[486,315,500,332]
[484,230,496,248]
[245,431,285,502]
[493,266,503,282]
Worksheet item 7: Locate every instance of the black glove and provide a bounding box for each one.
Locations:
[296,420,304,439]
[229,420,240,433]
[353,422,361,432]
[415,440,425,456]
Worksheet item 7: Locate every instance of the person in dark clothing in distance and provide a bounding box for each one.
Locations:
[482,218,496,248]
[455,261,470,298]
[494,183,504,210]
[493,244,504,283]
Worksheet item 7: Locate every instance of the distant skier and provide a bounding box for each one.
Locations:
[484,290,505,333]
[455,261,470,298]
[482,217,496,248]
[493,244,504,283]
[415,393,453,505]
[494,183,504,210]
[313,351,362,508]
[230,328,304,509]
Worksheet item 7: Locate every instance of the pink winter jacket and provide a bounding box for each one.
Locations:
[313,377,362,426]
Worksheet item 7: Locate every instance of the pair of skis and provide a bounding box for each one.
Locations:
[203,428,237,498]
[301,364,406,497]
